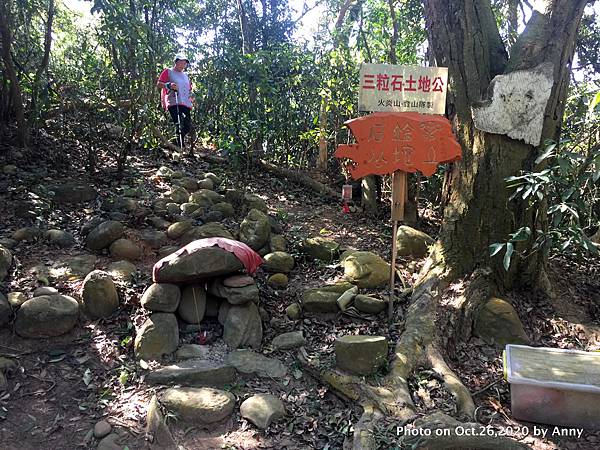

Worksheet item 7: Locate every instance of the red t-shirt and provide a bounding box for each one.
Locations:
[158,68,193,110]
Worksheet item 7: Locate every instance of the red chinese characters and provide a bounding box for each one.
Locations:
[362,73,445,93]
[335,112,462,179]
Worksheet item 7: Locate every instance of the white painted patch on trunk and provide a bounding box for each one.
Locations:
[471,62,554,146]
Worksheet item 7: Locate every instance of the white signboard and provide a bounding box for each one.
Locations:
[358,63,448,115]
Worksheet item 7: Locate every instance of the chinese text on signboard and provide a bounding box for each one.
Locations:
[359,64,448,114]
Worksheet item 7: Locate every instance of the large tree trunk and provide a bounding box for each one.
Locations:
[0,0,28,147]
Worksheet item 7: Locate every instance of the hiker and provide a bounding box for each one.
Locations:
[157,54,193,149]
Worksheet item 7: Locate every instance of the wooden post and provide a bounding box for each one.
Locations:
[389,170,406,323]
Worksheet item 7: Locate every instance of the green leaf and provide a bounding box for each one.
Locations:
[588,91,600,115]
[535,143,556,164]
[489,243,505,257]
[503,243,514,271]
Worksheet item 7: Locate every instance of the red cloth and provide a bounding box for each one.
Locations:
[152,238,263,282]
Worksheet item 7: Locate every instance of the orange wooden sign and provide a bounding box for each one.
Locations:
[335,112,462,179]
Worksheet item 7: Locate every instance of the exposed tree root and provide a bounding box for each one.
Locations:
[298,265,531,449]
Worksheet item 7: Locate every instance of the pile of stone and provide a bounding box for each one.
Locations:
[134,243,265,361]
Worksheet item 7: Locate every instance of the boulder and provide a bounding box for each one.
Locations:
[81,270,119,318]
[189,189,224,205]
[12,227,44,242]
[267,273,288,289]
[161,387,235,423]
[146,359,236,387]
[0,238,16,249]
[167,221,193,239]
[109,238,142,261]
[178,285,207,323]
[166,202,181,216]
[148,216,171,230]
[7,292,27,308]
[209,278,258,306]
[240,394,285,429]
[86,221,124,251]
[263,252,294,273]
[239,209,271,250]
[301,237,340,262]
[302,289,340,313]
[163,186,190,205]
[271,331,305,350]
[141,283,181,312]
[156,166,175,179]
[335,335,388,376]
[106,260,137,281]
[473,297,530,347]
[14,294,79,338]
[49,254,97,280]
[154,247,243,284]
[176,344,211,360]
[0,246,12,281]
[223,302,262,349]
[341,251,389,288]
[354,295,387,314]
[176,177,199,192]
[45,229,75,248]
[134,313,179,360]
[243,193,268,213]
[210,202,235,218]
[180,223,234,245]
[226,349,287,378]
[285,303,302,320]
[93,420,112,439]
[180,202,201,215]
[102,196,139,214]
[81,217,104,236]
[224,189,244,205]
[33,286,58,297]
[141,230,168,249]
[204,172,222,186]
[269,235,286,252]
[197,178,214,190]
[48,183,97,204]
[0,294,11,328]
[218,302,230,326]
[396,225,434,257]
[146,395,177,450]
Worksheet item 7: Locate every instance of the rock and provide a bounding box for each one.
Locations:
[263,252,294,273]
[86,221,124,251]
[272,331,305,350]
[180,222,233,245]
[0,294,11,328]
[163,186,190,204]
[141,283,181,313]
[335,335,388,376]
[146,395,177,449]
[239,209,271,250]
[134,313,179,360]
[48,183,97,204]
[109,238,142,261]
[176,344,211,360]
[240,394,285,429]
[12,227,44,242]
[82,270,119,318]
[226,349,287,378]
[205,295,221,317]
[141,230,167,249]
[200,210,224,223]
[211,202,235,218]
[268,273,288,289]
[396,226,434,257]
[189,189,224,205]
[197,178,214,190]
[108,212,128,222]
[7,292,27,308]
[285,303,302,320]
[156,166,175,179]
[302,237,340,262]
[102,196,139,214]
[33,286,58,297]
[178,285,207,323]
[49,254,97,280]
[166,202,181,216]
[0,246,11,281]
[209,278,258,306]
[2,164,17,174]
[243,193,268,213]
[148,216,171,230]
[268,215,283,234]
[224,189,244,204]
[0,238,16,249]
[161,387,235,423]
[341,251,390,288]
[93,420,112,439]
[146,359,236,387]
[167,221,193,240]
[473,297,530,347]
[97,433,122,450]
[269,235,286,252]
[302,289,340,313]
[180,202,201,215]
[176,177,199,192]
[218,302,230,326]
[45,229,75,248]
[223,302,263,349]
[14,294,79,338]
[81,217,104,236]
[354,295,387,314]
[106,260,137,281]
[154,247,243,284]
[204,172,222,186]
[158,246,179,258]
[0,356,17,374]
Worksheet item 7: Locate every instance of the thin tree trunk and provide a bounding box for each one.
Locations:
[388,0,398,64]
[31,0,54,115]
[0,0,28,147]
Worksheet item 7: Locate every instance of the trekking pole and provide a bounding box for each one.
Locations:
[174,90,184,150]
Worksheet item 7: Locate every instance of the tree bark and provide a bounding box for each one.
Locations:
[0,0,28,147]
[31,0,55,115]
